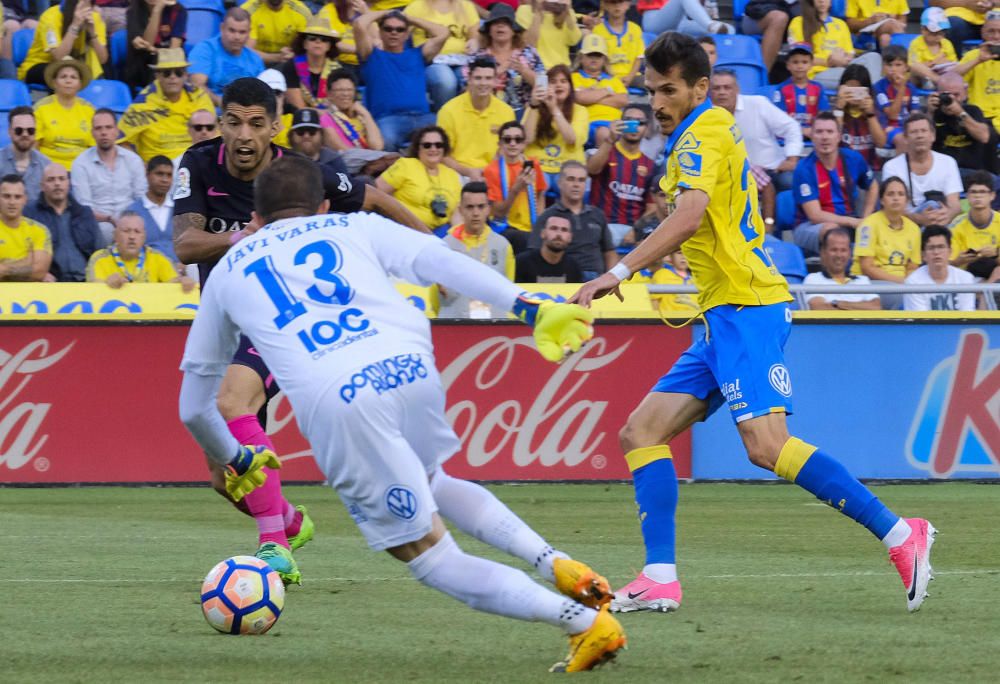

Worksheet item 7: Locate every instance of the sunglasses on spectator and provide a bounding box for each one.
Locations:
[501,135,525,144]
[158,68,186,78]
[381,25,407,33]
[294,128,320,135]
[420,141,445,149]
[191,123,216,132]
[13,127,36,136]
[305,35,333,42]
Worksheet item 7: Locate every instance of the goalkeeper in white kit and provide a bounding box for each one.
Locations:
[178,156,626,672]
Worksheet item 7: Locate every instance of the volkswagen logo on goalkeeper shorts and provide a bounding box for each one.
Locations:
[386,486,418,521]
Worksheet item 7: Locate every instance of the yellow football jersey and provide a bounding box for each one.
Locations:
[571,71,627,123]
[591,21,644,81]
[652,265,699,314]
[950,211,1000,260]
[86,246,179,284]
[0,217,52,262]
[241,0,310,54]
[659,103,790,311]
[34,96,96,168]
[852,210,921,277]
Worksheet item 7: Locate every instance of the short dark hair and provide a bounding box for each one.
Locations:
[819,227,852,249]
[461,181,488,198]
[92,108,117,123]
[254,156,324,222]
[921,225,952,249]
[146,155,173,173]
[559,160,587,178]
[839,64,872,89]
[813,110,840,127]
[326,68,357,90]
[222,77,277,119]
[882,45,908,65]
[7,105,34,122]
[712,68,739,85]
[468,55,498,75]
[697,35,715,47]
[903,111,934,133]
[378,9,406,27]
[406,125,451,158]
[646,32,710,87]
[622,103,649,123]
[0,173,24,187]
[964,170,995,193]
[880,175,910,199]
[497,120,524,139]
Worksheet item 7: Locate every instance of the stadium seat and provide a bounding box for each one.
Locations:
[0,112,9,148]
[715,35,764,65]
[111,29,128,70]
[755,84,779,101]
[12,27,33,67]
[180,0,225,11]
[763,234,807,283]
[889,33,919,50]
[733,0,748,23]
[0,79,31,110]
[185,8,223,47]
[775,190,796,237]
[831,0,846,17]
[79,79,133,115]
[642,31,657,47]
[718,63,765,92]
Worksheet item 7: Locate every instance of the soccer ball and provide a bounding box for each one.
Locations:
[200,556,285,634]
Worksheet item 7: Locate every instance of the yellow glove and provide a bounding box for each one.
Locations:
[224,445,281,502]
[532,301,595,362]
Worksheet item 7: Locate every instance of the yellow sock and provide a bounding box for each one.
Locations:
[773,437,818,482]
[625,445,672,473]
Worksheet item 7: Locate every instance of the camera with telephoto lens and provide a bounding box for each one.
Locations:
[938,92,953,108]
[430,196,448,219]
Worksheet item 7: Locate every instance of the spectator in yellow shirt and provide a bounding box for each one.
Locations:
[571,34,628,147]
[938,0,994,56]
[908,8,959,88]
[523,64,590,193]
[845,0,907,51]
[853,175,921,308]
[954,11,1000,130]
[86,210,194,288]
[119,48,215,161]
[950,170,1000,281]
[788,0,882,90]
[241,0,311,66]
[18,0,109,87]
[406,0,481,111]
[316,0,362,73]
[34,57,96,168]
[516,0,582,70]
[592,0,645,86]
[0,174,52,282]
[437,56,516,180]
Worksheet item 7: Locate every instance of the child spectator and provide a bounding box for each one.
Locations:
[571,34,627,147]
[873,45,921,153]
[950,170,1000,281]
[591,0,645,86]
[845,0,907,51]
[697,35,717,68]
[788,0,882,91]
[772,43,829,140]
[909,8,958,89]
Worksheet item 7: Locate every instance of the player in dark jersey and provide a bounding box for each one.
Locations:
[173,77,429,584]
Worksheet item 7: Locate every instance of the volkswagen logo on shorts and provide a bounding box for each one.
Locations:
[768,364,793,398]
[385,486,418,521]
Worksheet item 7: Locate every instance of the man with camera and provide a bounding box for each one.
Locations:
[930,72,999,200]
[954,11,1000,132]
[586,105,656,248]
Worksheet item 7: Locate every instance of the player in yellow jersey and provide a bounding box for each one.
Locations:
[572,32,936,616]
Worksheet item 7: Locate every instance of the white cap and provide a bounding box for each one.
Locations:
[257,68,287,93]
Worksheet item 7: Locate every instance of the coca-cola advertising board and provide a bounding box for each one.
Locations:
[0,322,690,484]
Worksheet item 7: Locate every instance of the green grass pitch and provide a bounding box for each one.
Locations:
[5,483,998,683]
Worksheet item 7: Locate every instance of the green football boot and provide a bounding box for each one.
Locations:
[287,505,315,553]
[255,542,302,586]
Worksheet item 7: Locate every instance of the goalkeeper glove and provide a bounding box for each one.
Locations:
[513,294,595,362]
[225,445,281,502]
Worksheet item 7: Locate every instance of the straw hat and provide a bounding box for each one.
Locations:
[299,19,340,41]
[44,56,92,90]
[151,47,191,70]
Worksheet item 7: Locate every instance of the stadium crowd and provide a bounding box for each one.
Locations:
[0,0,998,311]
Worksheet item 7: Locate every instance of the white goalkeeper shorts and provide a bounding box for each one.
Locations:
[304,354,461,551]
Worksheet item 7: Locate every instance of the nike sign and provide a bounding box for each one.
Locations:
[207,187,229,197]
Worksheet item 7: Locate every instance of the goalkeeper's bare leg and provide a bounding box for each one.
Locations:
[395,514,625,672]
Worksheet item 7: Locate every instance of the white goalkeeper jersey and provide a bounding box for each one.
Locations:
[180,212,522,431]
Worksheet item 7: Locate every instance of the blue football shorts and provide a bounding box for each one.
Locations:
[652,303,794,424]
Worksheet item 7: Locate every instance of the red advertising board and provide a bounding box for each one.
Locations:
[0,322,689,483]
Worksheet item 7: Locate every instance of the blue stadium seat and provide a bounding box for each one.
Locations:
[755,84,779,101]
[185,8,223,48]
[763,234,807,283]
[831,0,846,17]
[733,0,748,23]
[180,0,225,11]
[715,35,764,64]
[963,39,983,52]
[775,190,796,237]
[0,112,9,148]
[718,63,765,92]
[111,29,128,70]
[890,33,919,50]
[80,79,133,114]
[642,31,657,47]
[13,27,34,67]
[0,79,31,110]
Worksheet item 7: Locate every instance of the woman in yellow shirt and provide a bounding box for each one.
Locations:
[376,125,462,236]
[34,58,96,168]
[523,64,590,194]
[853,176,921,307]
[788,0,882,90]
[405,0,480,110]
[18,0,108,86]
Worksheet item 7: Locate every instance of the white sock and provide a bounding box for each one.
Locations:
[881,518,912,549]
[642,563,678,584]
[407,533,597,634]
[430,470,568,582]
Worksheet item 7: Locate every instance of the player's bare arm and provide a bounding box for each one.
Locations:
[570,189,708,307]
[173,212,234,264]
[362,185,432,234]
